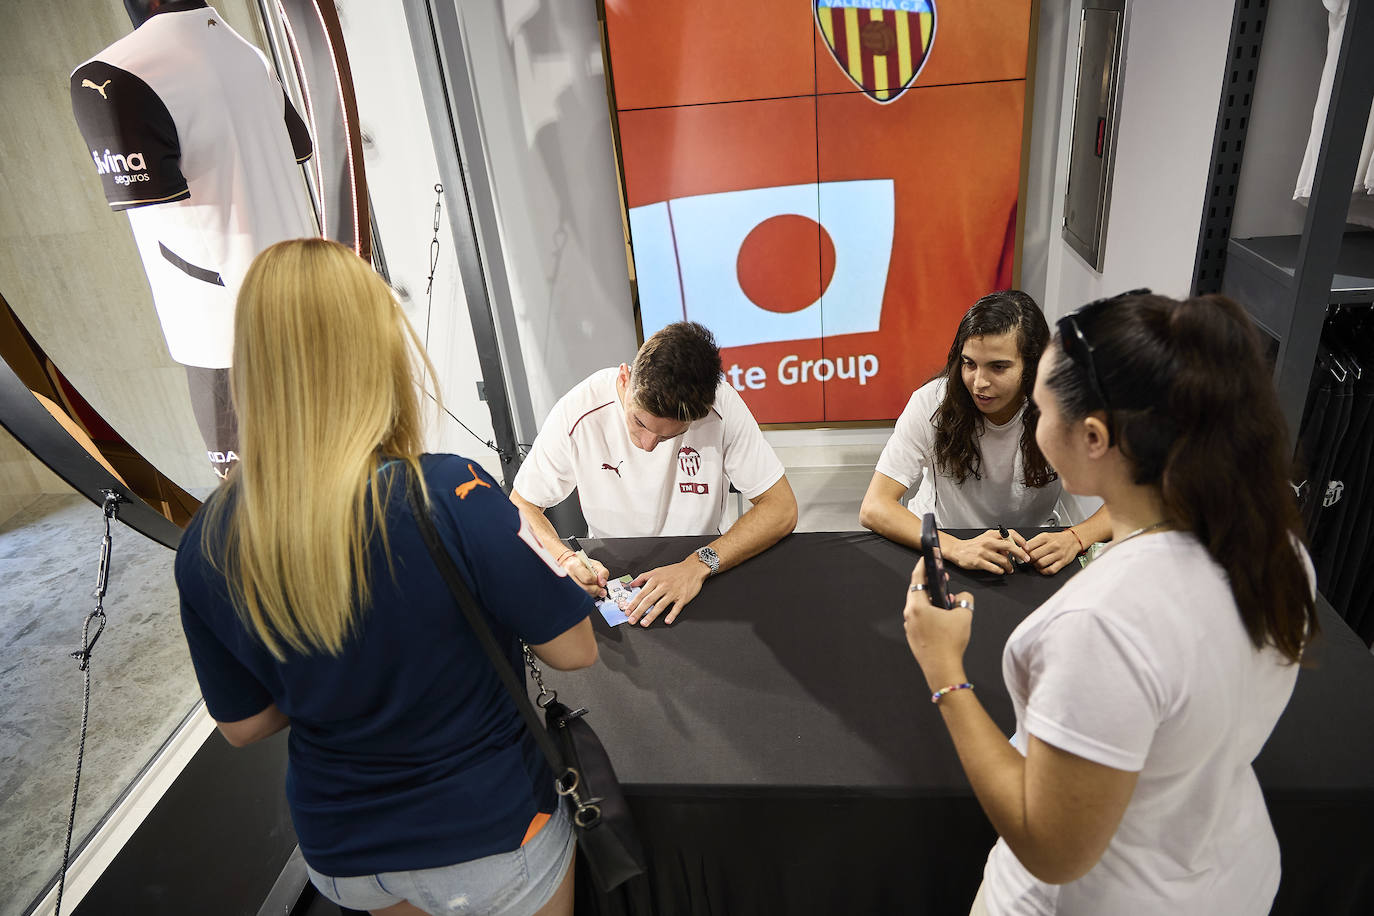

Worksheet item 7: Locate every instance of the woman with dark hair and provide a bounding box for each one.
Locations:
[861,290,1111,574]
[902,291,1318,915]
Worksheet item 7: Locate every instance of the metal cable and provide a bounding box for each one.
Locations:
[422,183,530,462]
[55,491,123,916]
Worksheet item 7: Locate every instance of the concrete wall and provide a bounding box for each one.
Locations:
[0,426,67,526]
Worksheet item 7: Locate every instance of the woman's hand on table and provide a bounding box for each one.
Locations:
[1025,529,1081,575]
[947,529,1029,574]
[903,558,974,690]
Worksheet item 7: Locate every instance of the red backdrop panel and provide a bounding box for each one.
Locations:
[606,0,1030,424]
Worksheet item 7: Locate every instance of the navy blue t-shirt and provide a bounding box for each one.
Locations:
[175,454,593,877]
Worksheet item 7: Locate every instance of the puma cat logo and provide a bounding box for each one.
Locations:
[81,78,112,99]
[454,463,492,500]
[601,461,624,478]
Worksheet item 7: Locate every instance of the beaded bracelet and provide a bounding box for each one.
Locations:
[1068,527,1086,555]
[931,682,974,704]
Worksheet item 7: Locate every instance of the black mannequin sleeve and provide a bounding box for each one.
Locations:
[70,60,189,210]
[282,89,312,163]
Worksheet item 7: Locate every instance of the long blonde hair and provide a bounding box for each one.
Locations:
[203,238,437,659]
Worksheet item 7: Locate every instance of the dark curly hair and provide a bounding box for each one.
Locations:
[932,290,1057,488]
[1045,292,1316,663]
[629,321,722,422]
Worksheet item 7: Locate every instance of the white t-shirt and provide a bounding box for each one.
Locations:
[874,379,1061,529]
[514,368,786,538]
[71,2,317,368]
[983,531,1306,916]
[1294,0,1374,227]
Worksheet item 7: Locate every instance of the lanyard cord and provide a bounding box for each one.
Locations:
[54,490,123,916]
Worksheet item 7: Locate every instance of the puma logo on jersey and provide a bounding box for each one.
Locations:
[601,461,623,478]
[81,78,112,99]
[454,463,492,500]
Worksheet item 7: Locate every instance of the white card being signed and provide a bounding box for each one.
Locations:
[595,574,642,627]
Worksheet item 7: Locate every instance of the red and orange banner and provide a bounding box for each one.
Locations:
[605,0,1033,423]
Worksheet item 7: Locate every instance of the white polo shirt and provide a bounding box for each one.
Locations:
[514,368,786,538]
[71,1,316,369]
[874,378,1062,529]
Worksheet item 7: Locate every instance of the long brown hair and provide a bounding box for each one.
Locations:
[202,239,437,660]
[932,290,1057,487]
[1045,292,1317,662]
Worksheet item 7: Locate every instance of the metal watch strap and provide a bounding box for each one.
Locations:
[695,545,719,575]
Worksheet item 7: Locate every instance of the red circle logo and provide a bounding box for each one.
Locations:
[736,214,837,314]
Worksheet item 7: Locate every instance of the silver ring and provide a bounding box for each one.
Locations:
[909,583,927,593]
[956,599,973,609]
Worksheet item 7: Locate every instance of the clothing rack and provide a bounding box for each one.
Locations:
[1195,0,1374,643]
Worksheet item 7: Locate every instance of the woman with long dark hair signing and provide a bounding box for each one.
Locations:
[861,291,1112,575]
[175,239,597,916]
[903,291,1317,915]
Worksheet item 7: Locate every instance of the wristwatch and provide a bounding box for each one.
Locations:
[695,545,720,576]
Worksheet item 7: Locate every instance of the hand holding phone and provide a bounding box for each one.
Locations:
[919,513,954,609]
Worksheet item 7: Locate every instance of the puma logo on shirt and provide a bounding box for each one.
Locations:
[454,463,492,500]
[601,461,624,478]
[81,78,112,99]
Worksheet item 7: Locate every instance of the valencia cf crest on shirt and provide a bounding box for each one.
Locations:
[679,446,702,477]
[814,0,936,103]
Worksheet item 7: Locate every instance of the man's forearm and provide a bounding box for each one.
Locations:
[704,479,797,573]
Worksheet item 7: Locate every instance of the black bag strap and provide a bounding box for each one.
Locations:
[404,475,568,777]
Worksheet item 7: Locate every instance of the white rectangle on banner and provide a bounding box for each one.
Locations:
[629,179,894,348]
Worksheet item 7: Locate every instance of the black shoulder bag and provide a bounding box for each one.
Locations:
[405,479,646,892]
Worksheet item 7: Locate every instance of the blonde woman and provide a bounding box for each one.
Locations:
[176,238,597,916]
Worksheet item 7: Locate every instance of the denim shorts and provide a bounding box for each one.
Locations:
[305,800,575,915]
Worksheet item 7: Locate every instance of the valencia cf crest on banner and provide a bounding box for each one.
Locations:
[815,0,936,103]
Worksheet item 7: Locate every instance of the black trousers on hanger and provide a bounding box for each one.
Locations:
[1313,374,1373,591]
[1326,375,1374,610]
[1296,360,1351,540]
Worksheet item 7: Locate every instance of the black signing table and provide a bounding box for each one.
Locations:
[548,532,1374,916]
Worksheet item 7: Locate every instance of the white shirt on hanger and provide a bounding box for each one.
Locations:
[1294,0,1374,225]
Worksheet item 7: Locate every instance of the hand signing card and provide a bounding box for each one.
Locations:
[595,575,642,627]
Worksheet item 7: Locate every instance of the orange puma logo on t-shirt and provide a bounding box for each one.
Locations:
[454,463,492,500]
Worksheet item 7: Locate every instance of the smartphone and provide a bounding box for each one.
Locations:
[919,513,954,610]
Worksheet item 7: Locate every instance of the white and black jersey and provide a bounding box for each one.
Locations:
[70,1,316,368]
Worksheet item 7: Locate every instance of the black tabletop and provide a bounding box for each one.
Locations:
[545,531,1374,800]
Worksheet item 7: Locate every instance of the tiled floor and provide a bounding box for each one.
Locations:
[0,494,201,916]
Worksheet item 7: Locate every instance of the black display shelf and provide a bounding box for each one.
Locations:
[1230,232,1374,304]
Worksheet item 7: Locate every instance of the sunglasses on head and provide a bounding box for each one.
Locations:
[1055,288,1151,440]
